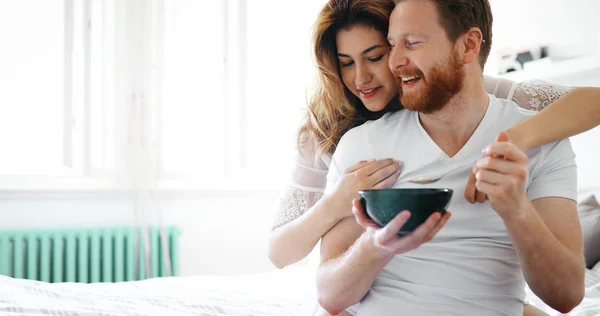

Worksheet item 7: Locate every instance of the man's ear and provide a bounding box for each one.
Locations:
[460,27,483,65]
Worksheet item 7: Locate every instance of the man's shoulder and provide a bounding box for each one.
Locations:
[489,95,537,127]
[488,95,572,152]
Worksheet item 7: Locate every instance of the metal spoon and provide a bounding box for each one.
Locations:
[403,175,441,184]
[394,159,479,185]
[389,175,444,185]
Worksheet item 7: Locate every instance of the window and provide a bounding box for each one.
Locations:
[0,1,68,175]
[0,0,119,190]
[159,0,227,179]
[156,0,325,189]
[1,0,326,192]
[244,0,324,186]
[89,0,116,173]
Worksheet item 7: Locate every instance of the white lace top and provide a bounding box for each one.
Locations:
[271,77,573,230]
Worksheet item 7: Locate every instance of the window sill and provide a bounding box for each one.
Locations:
[153,175,283,199]
[0,174,123,199]
[0,175,284,200]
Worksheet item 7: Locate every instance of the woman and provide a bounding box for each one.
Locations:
[269,0,600,315]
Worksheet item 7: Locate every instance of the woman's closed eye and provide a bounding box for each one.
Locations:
[340,60,354,68]
[339,54,384,67]
[368,55,384,63]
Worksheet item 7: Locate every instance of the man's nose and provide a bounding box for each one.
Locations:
[389,46,409,73]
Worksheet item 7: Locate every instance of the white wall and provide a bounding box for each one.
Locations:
[487,0,600,75]
[0,193,283,276]
[491,0,600,57]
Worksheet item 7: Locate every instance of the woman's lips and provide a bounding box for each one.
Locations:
[359,86,381,99]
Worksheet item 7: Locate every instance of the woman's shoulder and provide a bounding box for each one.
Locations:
[296,133,331,170]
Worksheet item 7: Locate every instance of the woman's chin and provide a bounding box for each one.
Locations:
[364,104,387,113]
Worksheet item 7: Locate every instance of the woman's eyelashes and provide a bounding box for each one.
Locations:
[340,60,354,68]
[339,55,384,68]
[368,55,383,63]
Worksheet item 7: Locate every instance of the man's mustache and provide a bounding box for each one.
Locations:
[393,68,424,79]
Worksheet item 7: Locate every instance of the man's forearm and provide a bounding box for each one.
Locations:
[503,202,585,313]
[317,232,393,315]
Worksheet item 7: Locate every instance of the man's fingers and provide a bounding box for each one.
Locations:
[475,189,487,203]
[352,199,380,229]
[483,142,528,164]
[375,210,411,244]
[475,157,527,179]
[425,211,452,241]
[475,169,510,185]
[474,179,497,195]
[385,212,443,251]
[408,211,442,244]
[464,171,477,203]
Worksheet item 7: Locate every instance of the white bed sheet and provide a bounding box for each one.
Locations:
[2,264,600,316]
[0,267,309,316]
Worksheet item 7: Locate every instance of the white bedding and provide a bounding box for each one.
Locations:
[0,267,308,316]
[1,265,600,316]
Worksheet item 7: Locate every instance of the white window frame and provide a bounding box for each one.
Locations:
[152,0,276,192]
[0,0,121,194]
[0,0,285,196]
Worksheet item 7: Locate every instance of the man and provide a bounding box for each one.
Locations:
[316,0,585,315]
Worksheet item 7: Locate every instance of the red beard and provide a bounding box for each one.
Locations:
[396,52,465,114]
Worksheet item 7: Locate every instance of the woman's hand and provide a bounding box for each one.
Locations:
[332,159,403,219]
[465,129,528,204]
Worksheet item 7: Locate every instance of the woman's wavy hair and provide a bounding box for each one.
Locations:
[297,0,397,158]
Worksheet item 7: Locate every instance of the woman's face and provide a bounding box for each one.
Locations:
[336,25,398,112]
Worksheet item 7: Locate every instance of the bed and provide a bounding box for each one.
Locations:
[2,262,600,316]
[0,266,309,316]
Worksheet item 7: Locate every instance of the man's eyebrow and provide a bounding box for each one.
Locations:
[338,45,386,57]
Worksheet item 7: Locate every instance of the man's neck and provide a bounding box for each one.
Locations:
[418,77,490,158]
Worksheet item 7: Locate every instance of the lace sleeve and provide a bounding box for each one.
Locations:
[486,76,573,112]
[271,141,330,230]
[511,80,574,112]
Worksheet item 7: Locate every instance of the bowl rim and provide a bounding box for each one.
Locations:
[358,188,453,195]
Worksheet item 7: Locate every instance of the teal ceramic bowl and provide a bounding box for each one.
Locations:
[358,188,453,235]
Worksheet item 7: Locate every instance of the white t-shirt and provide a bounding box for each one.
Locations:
[325,95,577,316]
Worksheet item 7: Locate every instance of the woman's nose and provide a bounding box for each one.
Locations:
[355,64,373,87]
